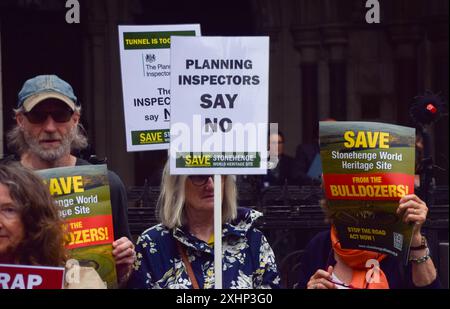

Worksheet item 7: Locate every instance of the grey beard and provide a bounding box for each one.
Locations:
[23,129,75,162]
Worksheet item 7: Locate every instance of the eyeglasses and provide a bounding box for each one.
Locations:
[24,108,74,124]
[188,175,214,186]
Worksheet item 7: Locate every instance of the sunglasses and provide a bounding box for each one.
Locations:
[188,175,226,186]
[24,108,74,124]
[188,175,214,186]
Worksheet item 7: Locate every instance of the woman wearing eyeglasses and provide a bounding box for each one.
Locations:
[0,162,108,288]
[296,195,440,289]
[127,162,280,289]
[0,163,67,267]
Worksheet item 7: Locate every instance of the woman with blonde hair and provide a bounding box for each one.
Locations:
[128,162,280,289]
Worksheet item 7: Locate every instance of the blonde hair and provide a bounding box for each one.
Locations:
[157,162,238,229]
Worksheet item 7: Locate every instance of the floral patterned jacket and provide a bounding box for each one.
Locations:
[127,207,280,289]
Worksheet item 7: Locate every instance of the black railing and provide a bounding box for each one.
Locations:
[127,184,449,288]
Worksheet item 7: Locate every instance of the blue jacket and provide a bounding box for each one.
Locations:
[128,207,280,289]
[296,230,441,289]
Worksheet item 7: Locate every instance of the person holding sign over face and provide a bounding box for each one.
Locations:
[127,162,280,289]
[6,75,135,286]
[297,196,440,289]
[296,122,440,289]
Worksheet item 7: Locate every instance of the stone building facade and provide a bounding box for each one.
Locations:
[1,0,448,186]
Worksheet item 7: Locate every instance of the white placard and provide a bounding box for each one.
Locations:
[118,24,201,152]
[169,36,270,175]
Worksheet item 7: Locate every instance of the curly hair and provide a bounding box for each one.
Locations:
[0,163,67,266]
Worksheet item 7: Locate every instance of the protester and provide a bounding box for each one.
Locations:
[263,132,301,187]
[296,195,440,289]
[128,162,280,289]
[6,75,135,285]
[0,163,107,288]
[0,163,66,266]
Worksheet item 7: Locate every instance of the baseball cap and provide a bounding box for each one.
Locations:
[17,75,78,112]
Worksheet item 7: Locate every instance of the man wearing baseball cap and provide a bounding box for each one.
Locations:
[6,74,135,287]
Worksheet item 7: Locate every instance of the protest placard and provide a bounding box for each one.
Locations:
[118,24,201,152]
[320,121,415,262]
[37,165,116,288]
[169,36,270,288]
[0,264,64,289]
[169,36,270,174]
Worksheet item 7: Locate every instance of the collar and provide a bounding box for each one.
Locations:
[173,207,262,254]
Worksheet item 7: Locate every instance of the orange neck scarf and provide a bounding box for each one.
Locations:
[331,226,389,289]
